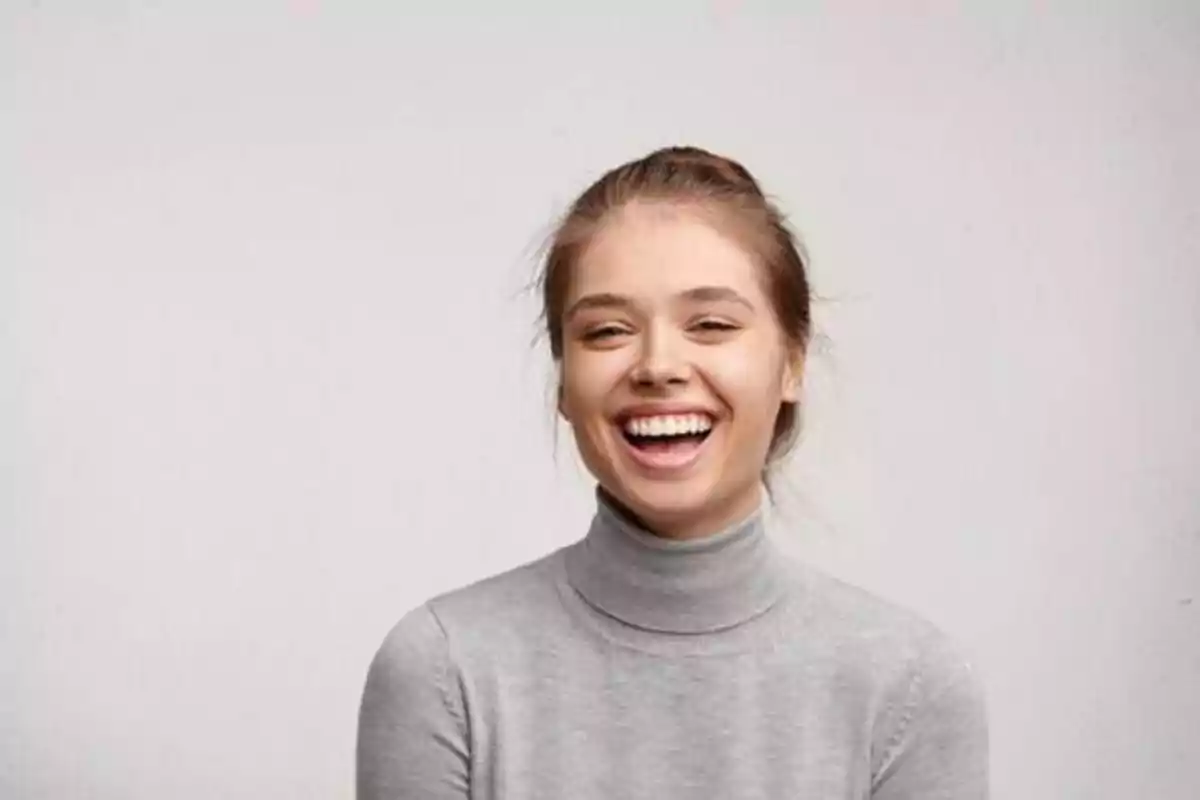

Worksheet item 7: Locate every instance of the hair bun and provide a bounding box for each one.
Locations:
[646,145,766,198]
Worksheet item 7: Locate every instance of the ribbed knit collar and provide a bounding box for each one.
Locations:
[564,486,789,634]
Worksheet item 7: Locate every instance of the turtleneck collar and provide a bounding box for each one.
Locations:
[563,487,789,634]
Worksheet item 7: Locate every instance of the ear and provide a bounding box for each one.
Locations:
[780,350,805,403]
[557,383,570,421]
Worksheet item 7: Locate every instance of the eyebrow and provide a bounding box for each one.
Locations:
[564,285,755,321]
[681,285,755,309]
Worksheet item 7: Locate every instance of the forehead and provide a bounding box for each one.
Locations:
[568,202,766,301]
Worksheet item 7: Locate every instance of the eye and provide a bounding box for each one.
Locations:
[581,324,630,342]
[691,318,740,333]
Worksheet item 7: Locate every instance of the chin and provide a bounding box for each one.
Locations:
[580,426,758,536]
[610,471,722,531]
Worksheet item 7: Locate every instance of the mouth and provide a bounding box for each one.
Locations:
[616,412,716,472]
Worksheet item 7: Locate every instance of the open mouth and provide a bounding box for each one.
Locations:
[618,413,714,468]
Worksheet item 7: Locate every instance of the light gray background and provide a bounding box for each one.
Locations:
[5,3,1199,798]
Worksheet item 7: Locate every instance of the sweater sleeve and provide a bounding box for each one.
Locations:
[356,604,470,800]
[870,633,990,799]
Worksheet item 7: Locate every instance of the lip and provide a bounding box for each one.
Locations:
[616,423,716,474]
[614,403,719,423]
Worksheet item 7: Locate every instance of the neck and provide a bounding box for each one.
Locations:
[563,486,789,634]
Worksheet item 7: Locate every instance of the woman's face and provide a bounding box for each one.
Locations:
[558,201,802,538]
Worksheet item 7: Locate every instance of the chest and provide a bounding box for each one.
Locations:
[463,646,876,800]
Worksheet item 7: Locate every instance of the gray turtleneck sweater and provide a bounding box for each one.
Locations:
[357,494,989,799]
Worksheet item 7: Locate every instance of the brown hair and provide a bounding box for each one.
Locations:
[537,145,813,473]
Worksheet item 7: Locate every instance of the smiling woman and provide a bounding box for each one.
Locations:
[356,147,990,799]
[553,192,805,539]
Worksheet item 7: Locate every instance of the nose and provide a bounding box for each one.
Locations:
[630,327,689,389]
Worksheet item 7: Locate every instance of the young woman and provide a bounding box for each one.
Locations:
[356,146,989,799]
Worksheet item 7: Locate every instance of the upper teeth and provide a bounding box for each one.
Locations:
[624,414,713,437]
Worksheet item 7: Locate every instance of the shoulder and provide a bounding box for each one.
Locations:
[784,562,987,782]
[425,546,567,631]
[778,561,984,720]
[788,560,979,674]
[788,560,912,628]
[370,546,568,670]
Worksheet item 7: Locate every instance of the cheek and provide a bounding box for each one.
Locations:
[701,349,789,433]
[560,351,625,419]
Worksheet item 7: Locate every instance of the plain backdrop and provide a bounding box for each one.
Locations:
[5,2,1199,798]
